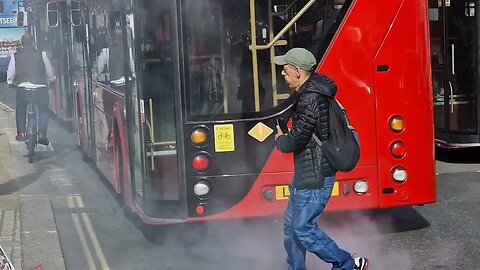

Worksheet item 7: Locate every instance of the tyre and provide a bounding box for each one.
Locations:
[28,133,35,163]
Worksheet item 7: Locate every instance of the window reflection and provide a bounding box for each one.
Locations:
[182,0,348,119]
[90,9,131,90]
[139,0,176,146]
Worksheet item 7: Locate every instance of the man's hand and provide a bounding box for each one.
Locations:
[275,125,284,141]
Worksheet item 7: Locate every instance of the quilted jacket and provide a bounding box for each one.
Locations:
[276,73,337,189]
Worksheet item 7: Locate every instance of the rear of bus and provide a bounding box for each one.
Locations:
[105,0,436,224]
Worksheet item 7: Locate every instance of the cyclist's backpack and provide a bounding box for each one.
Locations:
[313,98,360,172]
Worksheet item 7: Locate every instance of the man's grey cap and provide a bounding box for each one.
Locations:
[274,48,317,71]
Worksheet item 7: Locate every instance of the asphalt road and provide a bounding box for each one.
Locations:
[1,83,479,270]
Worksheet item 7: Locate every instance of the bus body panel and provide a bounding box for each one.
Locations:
[91,82,126,192]
[184,165,381,223]
[372,0,436,207]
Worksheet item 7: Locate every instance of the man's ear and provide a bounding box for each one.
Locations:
[295,67,301,78]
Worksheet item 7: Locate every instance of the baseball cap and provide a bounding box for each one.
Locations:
[274,48,317,71]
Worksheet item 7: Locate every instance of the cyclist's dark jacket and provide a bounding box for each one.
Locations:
[275,73,337,189]
[14,47,47,85]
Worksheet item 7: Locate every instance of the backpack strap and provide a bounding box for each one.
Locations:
[312,93,334,147]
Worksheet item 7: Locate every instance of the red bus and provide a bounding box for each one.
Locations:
[38,0,435,225]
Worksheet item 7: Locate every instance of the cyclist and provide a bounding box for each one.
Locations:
[6,33,56,145]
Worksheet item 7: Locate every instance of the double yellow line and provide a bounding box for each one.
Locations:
[67,195,110,270]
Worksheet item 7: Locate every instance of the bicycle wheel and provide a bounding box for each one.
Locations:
[27,133,35,163]
[26,105,37,164]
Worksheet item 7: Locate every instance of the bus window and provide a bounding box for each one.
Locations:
[92,11,110,83]
[182,0,349,119]
[0,2,4,14]
[90,6,132,90]
[139,0,177,146]
[70,1,82,27]
[47,2,59,27]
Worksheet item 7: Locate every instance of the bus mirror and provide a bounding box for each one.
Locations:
[17,11,25,27]
[47,2,59,27]
[70,1,82,26]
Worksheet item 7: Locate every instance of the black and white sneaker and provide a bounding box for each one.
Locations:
[353,256,369,270]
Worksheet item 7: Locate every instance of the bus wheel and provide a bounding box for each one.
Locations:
[115,131,135,220]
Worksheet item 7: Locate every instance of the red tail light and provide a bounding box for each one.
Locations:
[196,205,205,215]
[390,141,406,158]
[192,154,210,171]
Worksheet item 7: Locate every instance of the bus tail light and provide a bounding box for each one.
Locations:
[191,127,208,146]
[353,180,368,195]
[389,116,404,132]
[390,141,406,158]
[192,154,210,172]
[392,167,407,182]
[196,205,205,215]
[194,180,211,199]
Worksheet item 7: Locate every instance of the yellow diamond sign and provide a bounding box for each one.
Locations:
[248,122,273,142]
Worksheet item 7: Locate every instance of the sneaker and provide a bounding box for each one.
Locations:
[353,256,369,270]
[38,136,50,146]
[15,132,27,142]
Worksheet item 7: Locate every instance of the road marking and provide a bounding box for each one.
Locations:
[67,196,96,270]
[22,231,58,234]
[74,196,110,270]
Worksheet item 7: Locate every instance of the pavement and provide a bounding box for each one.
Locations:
[0,102,66,270]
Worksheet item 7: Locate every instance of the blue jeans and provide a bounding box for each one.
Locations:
[283,176,353,270]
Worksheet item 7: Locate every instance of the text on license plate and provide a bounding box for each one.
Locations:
[275,182,339,200]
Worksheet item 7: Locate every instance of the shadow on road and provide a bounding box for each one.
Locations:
[0,144,74,195]
[436,146,480,163]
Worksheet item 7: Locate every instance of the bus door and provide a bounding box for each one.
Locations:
[430,0,480,146]
[69,1,96,155]
[125,0,186,220]
[46,1,75,122]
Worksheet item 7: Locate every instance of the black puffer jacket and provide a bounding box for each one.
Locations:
[276,73,337,189]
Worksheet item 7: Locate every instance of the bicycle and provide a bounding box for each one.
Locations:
[24,89,39,164]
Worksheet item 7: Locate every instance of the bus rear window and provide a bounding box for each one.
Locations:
[181,0,349,120]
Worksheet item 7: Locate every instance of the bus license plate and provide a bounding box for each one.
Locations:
[275,182,339,200]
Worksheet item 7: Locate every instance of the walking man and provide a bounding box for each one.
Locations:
[274,47,368,270]
[7,33,55,145]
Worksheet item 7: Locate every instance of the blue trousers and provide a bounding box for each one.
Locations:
[283,176,353,270]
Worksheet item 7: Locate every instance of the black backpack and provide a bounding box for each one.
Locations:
[313,97,360,172]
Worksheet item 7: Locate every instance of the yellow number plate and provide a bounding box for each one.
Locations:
[275,182,339,200]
